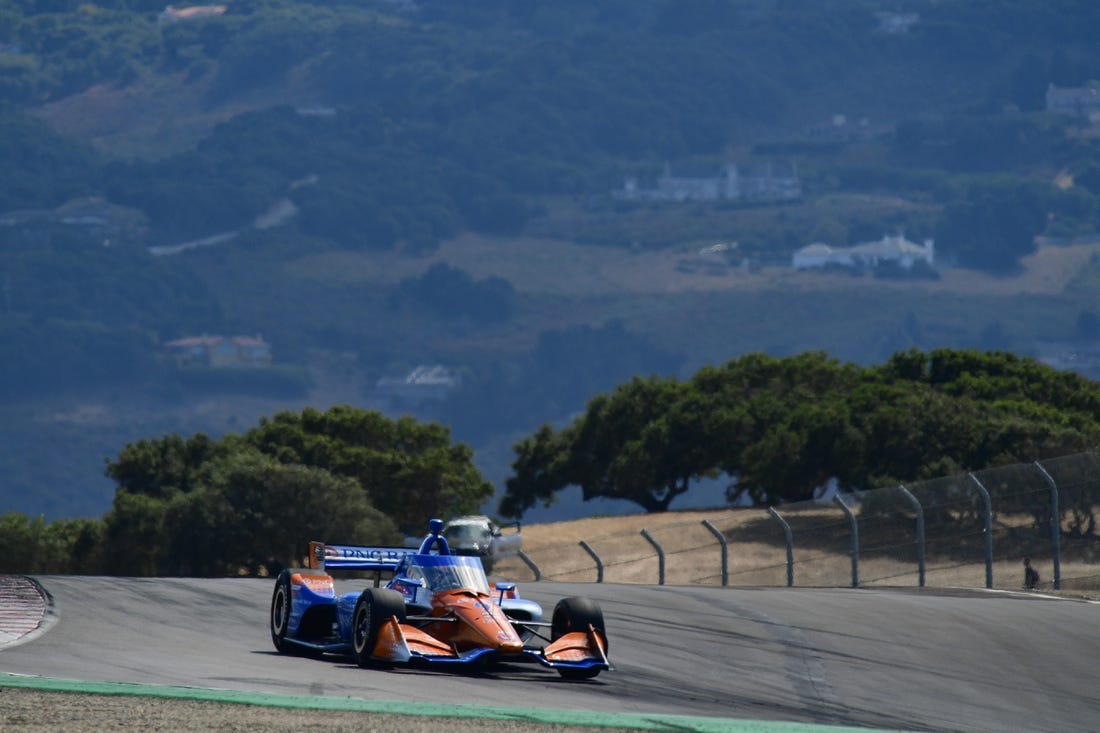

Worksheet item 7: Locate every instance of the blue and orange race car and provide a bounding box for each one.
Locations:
[270,519,611,679]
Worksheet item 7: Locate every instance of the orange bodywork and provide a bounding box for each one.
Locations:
[373,617,455,661]
[370,589,525,661]
[543,628,608,664]
[289,571,334,596]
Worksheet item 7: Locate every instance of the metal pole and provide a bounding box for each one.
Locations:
[579,541,604,584]
[768,507,794,587]
[1034,461,1062,590]
[702,520,728,586]
[834,495,859,588]
[517,550,541,582]
[640,529,665,586]
[897,485,926,587]
[967,473,994,589]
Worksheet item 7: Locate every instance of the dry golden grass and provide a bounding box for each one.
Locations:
[493,508,1100,600]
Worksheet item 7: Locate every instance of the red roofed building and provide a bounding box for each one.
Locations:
[164,334,272,368]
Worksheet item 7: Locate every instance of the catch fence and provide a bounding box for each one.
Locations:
[495,451,1100,593]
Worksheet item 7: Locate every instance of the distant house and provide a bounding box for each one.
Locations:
[792,243,854,270]
[374,365,459,404]
[1045,84,1100,118]
[158,4,227,24]
[164,334,272,368]
[613,161,800,204]
[793,235,934,271]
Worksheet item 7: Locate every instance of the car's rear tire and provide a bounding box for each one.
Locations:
[270,570,296,654]
[351,588,406,668]
[551,596,607,680]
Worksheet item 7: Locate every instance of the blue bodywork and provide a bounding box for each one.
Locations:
[276,520,606,674]
[282,525,542,654]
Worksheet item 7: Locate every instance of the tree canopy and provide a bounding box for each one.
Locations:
[96,405,490,575]
[241,405,493,532]
[7,348,1100,575]
[500,349,1100,518]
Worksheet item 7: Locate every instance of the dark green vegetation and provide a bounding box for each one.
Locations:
[503,349,1100,520]
[0,405,491,575]
[5,348,1100,576]
[3,1,1100,527]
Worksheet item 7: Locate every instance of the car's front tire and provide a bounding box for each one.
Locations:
[351,588,406,668]
[551,596,607,680]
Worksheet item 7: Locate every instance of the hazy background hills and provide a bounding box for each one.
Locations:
[3,0,1100,522]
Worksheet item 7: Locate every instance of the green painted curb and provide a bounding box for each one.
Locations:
[0,672,908,733]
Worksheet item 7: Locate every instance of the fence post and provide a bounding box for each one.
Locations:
[897,484,926,588]
[967,473,994,589]
[517,550,541,582]
[701,520,728,586]
[640,529,665,586]
[579,541,604,583]
[834,495,859,588]
[768,507,794,587]
[1033,461,1062,591]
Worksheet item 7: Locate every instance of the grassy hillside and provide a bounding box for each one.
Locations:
[4,0,1100,521]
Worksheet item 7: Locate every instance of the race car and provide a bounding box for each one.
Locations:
[441,515,522,573]
[269,518,611,679]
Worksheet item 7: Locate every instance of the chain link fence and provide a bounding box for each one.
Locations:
[495,451,1100,594]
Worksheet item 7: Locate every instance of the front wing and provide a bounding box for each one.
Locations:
[370,616,612,673]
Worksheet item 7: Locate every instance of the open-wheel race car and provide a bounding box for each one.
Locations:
[270,519,611,679]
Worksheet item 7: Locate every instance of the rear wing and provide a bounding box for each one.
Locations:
[308,541,417,573]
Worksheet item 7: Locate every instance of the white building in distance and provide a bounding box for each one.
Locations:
[793,234,934,271]
[375,365,460,404]
[614,161,800,203]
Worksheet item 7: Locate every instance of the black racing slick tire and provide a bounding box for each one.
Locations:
[270,570,297,654]
[551,596,607,680]
[351,588,406,668]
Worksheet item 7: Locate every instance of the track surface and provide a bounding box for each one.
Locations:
[2,577,1098,732]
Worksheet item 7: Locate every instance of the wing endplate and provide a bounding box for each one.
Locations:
[541,625,612,670]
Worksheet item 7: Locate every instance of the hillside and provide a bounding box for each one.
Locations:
[3,0,1100,522]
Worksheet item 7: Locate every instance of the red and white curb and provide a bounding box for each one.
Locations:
[0,575,53,648]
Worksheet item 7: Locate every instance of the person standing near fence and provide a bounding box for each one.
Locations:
[1023,557,1040,590]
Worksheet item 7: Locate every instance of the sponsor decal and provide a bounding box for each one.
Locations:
[297,575,332,591]
[327,546,413,562]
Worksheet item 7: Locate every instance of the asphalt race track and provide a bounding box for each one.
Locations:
[2,577,1099,732]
